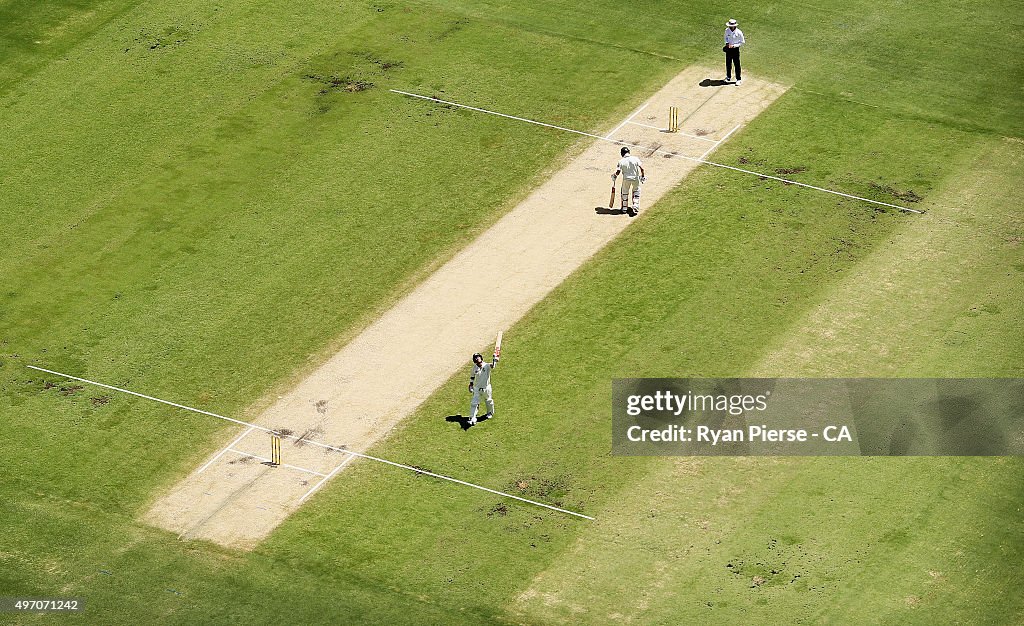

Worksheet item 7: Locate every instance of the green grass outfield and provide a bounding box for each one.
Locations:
[1,0,1022,623]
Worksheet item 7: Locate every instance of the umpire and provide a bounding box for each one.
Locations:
[724,18,745,85]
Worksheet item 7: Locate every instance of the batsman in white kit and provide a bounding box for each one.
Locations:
[611,146,646,217]
[467,338,501,426]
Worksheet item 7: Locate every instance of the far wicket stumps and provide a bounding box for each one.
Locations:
[271,433,282,466]
[668,106,680,133]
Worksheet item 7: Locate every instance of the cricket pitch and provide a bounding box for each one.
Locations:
[145,65,787,548]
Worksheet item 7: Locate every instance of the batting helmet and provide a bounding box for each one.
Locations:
[472,353,483,361]
[620,146,630,157]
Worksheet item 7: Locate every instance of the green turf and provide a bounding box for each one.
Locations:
[1,0,1021,623]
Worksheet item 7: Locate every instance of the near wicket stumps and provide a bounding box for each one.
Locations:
[668,106,680,133]
[271,433,282,466]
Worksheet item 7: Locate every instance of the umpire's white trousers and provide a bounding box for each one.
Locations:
[470,385,494,418]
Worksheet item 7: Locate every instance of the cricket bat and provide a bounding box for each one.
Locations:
[495,330,503,357]
[608,185,616,208]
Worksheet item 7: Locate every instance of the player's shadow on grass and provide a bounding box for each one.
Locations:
[699,78,731,87]
[446,414,492,430]
[594,206,630,216]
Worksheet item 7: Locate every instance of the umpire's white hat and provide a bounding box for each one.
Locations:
[726,19,738,27]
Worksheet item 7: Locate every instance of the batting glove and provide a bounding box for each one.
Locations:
[640,176,646,184]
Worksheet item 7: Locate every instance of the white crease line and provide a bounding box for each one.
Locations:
[699,124,742,160]
[224,448,327,477]
[28,365,594,521]
[605,101,649,139]
[797,87,880,108]
[390,89,923,214]
[624,120,663,130]
[198,426,254,474]
[626,120,719,143]
[300,454,355,502]
[224,448,328,476]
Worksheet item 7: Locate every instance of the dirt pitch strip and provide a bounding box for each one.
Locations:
[145,65,786,549]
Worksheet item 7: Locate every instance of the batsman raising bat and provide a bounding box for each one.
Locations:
[467,332,501,426]
[611,146,645,217]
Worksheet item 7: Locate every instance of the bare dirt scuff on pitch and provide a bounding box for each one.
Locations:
[145,66,787,549]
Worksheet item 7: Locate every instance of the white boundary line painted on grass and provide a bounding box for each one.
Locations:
[27,365,594,521]
[390,89,924,214]
[699,123,742,160]
[223,448,329,477]
[796,87,880,109]
[605,101,649,139]
[198,425,254,474]
[300,454,355,502]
